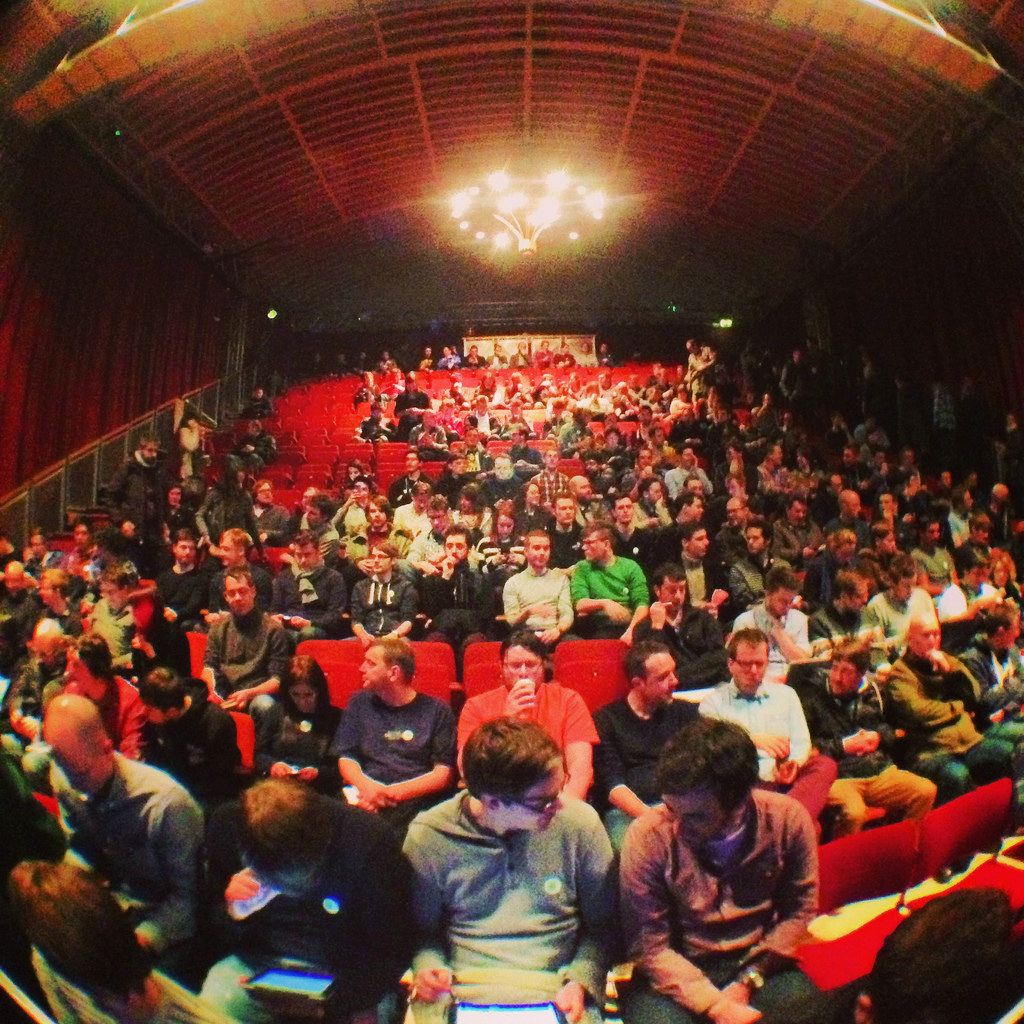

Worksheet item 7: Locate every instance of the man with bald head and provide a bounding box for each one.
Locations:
[4,618,68,750]
[826,490,871,550]
[885,613,1017,804]
[43,694,203,956]
[0,560,42,676]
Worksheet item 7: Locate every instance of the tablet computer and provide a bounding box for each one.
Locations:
[244,968,335,1018]
[452,1003,566,1024]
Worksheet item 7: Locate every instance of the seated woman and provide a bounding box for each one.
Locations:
[129,587,191,683]
[516,480,554,535]
[254,655,341,795]
[452,483,490,547]
[475,501,526,591]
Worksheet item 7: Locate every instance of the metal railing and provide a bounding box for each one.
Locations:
[0,367,256,550]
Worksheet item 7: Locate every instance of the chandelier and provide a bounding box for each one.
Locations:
[450,169,607,255]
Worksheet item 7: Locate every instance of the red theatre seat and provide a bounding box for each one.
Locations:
[229,711,256,773]
[463,641,503,697]
[552,639,630,713]
[410,642,457,704]
[296,639,366,708]
[186,631,207,678]
[817,819,919,915]
[912,777,1013,883]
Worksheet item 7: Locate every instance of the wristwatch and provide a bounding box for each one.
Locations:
[738,967,766,991]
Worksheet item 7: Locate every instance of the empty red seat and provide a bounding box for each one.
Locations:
[912,777,1013,883]
[463,641,503,697]
[817,819,919,914]
[552,639,629,713]
[410,642,457,703]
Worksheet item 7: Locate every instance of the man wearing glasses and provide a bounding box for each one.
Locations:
[698,628,836,832]
[403,717,617,1024]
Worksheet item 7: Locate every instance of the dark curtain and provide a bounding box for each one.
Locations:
[818,152,1024,417]
[0,126,245,495]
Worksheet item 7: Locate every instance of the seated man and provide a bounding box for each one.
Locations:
[794,639,935,837]
[458,631,598,800]
[38,568,83,637]
[205,528,273,623]
[350,543,418,646]
[9,860,236,1024]
[251,478,292,546]
[771,496,823,571]
[64,633,147,761]
[935,543,1001,654]
[43,694,203,957]
[960,601,1024,748]
[138,667,241,808]
[633,564,728,689]
[502,529,574,646]
[202,567,290,716]
[201,777,413,1024]
[306,494,343,565]
[403,718,617,1024]
[85,562,136,672]
[570,523,649,642]
[726,518,774,614]
[885,611,1017,804]
[405,496,454,578]
[731,566,811,684]
[387,450,434,508]
[911,516,955,599]
[392,480,433,543]
[594,640,698,849]
[419,525,494,652]
[620,717,835,1024]
[4,618,68,751]
[270,530,347,642]
[807,568,871,649]
[699,628,837,829]
[332,638,456,839]
[156,529,209,632]
[547,492,584,571]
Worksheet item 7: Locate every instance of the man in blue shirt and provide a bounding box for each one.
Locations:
[699,628,836,832]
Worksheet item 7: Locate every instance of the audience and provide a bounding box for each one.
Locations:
[9,351,1024,1021]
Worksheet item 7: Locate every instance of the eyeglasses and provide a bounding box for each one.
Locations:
[731,659,767,671]
[511,792,560,815]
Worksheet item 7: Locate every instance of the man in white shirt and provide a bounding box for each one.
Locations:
[699,628,837,832]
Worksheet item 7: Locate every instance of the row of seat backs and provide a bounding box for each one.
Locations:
[817,777,1014,913]
[186,634,631,714]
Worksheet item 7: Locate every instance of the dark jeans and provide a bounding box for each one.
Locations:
[622,966,841,1024]
[913,735,1015,806]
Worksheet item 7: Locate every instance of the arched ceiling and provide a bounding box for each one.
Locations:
[2,0,1023,330]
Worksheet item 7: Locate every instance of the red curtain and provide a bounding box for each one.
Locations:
[0,127,247,495]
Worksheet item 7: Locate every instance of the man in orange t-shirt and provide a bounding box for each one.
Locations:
[458,631,598,800]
